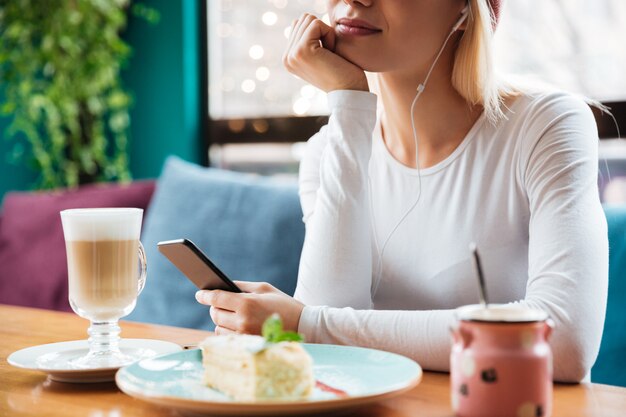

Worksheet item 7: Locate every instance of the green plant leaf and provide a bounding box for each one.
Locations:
[261,314,304,343]
[0,0,157,189]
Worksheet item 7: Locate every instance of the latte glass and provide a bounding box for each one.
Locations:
[60,208,147,369]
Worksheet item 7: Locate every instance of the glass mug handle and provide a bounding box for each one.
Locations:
[137,241,148,294]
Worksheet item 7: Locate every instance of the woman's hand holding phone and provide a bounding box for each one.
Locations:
[283,13,368,93]
[196,281,305,336]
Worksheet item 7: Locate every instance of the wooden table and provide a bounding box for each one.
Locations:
[2,304,626,417]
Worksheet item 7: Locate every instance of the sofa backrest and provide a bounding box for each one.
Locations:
[592,205,626,387]
[126,157,305,330]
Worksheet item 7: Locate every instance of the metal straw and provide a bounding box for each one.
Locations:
[469,242,489,309]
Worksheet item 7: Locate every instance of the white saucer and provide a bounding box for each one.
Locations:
[7,339,182,383]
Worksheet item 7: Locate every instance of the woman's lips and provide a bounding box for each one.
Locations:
[335,18,382,36]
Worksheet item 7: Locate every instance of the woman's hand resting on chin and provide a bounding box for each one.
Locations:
[283,13,368,93]
[195,281,305,336]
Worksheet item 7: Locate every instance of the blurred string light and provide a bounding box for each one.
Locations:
[209,0,331,119]
[293,97,311,115]
[262,11,278,26]
[252,119,269,133]
[227,119,245,133]
[241,79,256,93]
[300,84,316,98]
[248,45,264,60]
[256,66,270,81]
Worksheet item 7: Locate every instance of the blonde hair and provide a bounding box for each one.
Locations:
[452,0,515,124]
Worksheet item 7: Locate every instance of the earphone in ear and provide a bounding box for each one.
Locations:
[452,5,470,33]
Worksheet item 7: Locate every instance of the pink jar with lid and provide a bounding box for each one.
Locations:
[450,304,554,417]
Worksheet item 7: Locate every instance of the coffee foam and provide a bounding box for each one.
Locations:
[61,208,143,241]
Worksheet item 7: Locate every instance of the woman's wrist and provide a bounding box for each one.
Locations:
[329,76,369,93]
[285,299,306,333]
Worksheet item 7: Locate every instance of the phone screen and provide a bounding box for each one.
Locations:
[157,239,242,292]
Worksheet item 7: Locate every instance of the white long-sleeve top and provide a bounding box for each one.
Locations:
[294,90,608,382]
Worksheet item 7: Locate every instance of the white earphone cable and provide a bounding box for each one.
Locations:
[369,10,468,296]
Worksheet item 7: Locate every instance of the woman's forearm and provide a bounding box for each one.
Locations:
[295,90,378,309]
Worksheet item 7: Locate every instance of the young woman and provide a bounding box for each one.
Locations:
[196,0,608,382]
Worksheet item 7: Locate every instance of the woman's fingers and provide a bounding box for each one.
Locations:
[210,298,268,335]
[196,289,240,310]
[214,325,236,336]
[293,13,317,48]
[284,18,299,58]
[197,283,304,336]
[304,18,336,51]
[234,281,279,294]
[209,306,240,332]
[284,13,318,68]
[282,13,368,92]
[319,21,336,51]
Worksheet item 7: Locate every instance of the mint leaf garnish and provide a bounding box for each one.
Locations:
[262,313,304,343]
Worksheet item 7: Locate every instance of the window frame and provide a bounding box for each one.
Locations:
[207,116,328,145]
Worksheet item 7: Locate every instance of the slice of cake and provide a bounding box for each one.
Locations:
[200,334,314,401]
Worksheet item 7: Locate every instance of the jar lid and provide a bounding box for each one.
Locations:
[455,304,549,323]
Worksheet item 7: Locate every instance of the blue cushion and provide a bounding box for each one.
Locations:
[592,205,626,387]
[127,156,305,330]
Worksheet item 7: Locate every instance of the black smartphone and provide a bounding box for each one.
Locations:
[157,239,242,293]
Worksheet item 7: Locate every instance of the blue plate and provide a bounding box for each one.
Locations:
[116,343,422,416]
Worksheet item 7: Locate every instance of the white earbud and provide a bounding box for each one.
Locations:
[452,5,470,33]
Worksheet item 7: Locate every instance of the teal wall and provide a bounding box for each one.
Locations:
[0,115,37,197]
[123,0,203,180]
[0,0,203,200]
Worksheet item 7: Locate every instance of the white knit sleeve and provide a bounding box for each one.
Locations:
[294,90,377,309]
[516,93,608,382]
